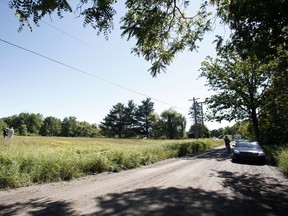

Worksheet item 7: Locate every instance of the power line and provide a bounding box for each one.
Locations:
[41,20,186,95]
[0,38,186,111]
[2,1,189,110]
[41,20,93,48]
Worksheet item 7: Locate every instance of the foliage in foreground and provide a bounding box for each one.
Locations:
[263,145,288,177]
[0,137,221,189]
[277,148,288,176]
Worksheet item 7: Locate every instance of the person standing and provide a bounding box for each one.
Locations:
[3,128,8,139]
[8,127,14,140]
[224,135,231,154]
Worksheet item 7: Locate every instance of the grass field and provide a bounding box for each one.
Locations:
[0,136,222,189]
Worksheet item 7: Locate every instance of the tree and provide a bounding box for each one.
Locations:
[2,112,43,135]
[200,46,272,141]
[8,1,287,77]
[213,0,288,144]
[18,123,28,136]
[17,113,32,134]
[188,124,209,139]
[123,100,138,138]
[258,48,288,145]
[76,121,95,137]
[90,123,101,138]
[150,113,164,138]
[159,108,187,139]
[188,98,204,138]
[40,116,62,136]
[25,113,43,134]
[0,119,8,134]
[204,1,288,143]
[188,99,204,125]
[2,112,100,138]
[100,100,156,138]
[8,0,211,76]
[235,121,254,140]
[2,115,17,129]
[210,129,221,138]
[136,98,155,138]
[100,103,126,138]
[61,116,78,137]
[213,0,288,62]
[121,0,212,76]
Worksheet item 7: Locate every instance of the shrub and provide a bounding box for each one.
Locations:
[277,147,288,176]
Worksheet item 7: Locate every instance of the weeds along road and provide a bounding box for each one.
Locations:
[1,145,288,216]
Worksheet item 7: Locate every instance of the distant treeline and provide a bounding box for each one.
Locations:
[0,113,99,137]
[1,98,229,139]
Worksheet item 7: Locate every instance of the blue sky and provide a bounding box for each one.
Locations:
[0,0,233,130]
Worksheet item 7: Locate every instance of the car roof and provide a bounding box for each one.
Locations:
[236,140,259,146]
[237,139,257,143]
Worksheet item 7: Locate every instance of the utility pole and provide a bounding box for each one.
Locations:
[200,102,204,126]
[189,97,205,139]
[193,97,198,127]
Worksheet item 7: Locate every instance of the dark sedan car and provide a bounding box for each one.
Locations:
[232,140,266,164]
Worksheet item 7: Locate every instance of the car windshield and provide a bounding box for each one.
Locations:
[236,141,260,149]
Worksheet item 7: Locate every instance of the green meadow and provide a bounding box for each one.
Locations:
[0,137,222,189]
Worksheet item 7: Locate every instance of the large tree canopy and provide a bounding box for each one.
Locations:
[8,0,212,76]
[213,0,288,61]
[258,48,288,144]
[200,44,273,141]
[7,1,287,76]
[202,0,288,142]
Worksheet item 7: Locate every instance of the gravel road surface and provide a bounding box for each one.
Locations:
[1,145,287,216]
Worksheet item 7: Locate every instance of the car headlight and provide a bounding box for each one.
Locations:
[258,151,265,156]
[234,150,240,154]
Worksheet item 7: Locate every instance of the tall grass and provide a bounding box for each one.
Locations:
[277,147,288,176]
[0,137,221,189]
[263,144,288,176]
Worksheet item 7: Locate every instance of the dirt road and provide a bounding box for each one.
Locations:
[1,146,287,216]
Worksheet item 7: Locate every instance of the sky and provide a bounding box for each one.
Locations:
[0,0,234,130]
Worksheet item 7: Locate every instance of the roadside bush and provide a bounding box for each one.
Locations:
[0,156,21,188]
[81,155,111,174]
[262,144,288,177]
[277,147,288,176]
[262,145,279,165]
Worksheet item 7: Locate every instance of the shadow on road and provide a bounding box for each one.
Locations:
[1,173,287,216]
[89,169,288,216]
[0,198,75,216]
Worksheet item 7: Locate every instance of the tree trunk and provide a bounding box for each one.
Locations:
[251,108,260,141]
